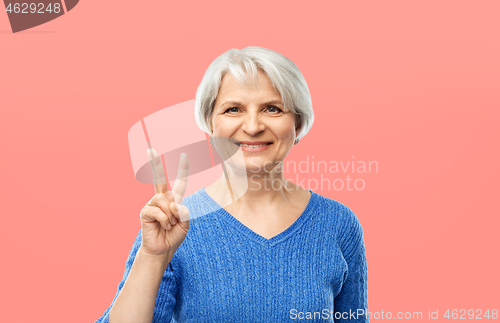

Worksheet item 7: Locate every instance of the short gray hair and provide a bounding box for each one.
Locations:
[194,46,314,140]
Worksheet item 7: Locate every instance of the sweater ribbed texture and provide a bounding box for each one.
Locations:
[95,188,368,322]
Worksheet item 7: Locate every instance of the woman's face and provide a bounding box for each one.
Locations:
[211,70,299,175]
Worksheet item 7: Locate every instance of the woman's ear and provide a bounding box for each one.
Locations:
[206,111,213,135]
[208,106,215,135]
[295,115,302,135]
[209,119,214,135]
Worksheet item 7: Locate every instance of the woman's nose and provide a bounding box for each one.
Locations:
[241,114,265,136]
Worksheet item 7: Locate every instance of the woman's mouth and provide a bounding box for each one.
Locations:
[235,141,273,152]
[238,143,272,148]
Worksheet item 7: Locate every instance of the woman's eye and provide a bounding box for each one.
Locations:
[224,107,240,113]
[267,106,283,113]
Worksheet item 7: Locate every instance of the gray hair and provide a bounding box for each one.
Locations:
[194,46,314,140]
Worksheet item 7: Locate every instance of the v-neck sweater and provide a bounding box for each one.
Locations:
[95,188,369,323]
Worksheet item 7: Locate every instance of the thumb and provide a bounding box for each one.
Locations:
[176,203,190,223]
[170,202,190,223]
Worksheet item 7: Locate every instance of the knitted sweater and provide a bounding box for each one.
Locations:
[95,188,369,322]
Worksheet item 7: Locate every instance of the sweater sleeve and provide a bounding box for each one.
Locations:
[334,207,369,322]
[94,230,178,323]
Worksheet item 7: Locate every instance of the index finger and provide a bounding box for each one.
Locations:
[147,148,169,194]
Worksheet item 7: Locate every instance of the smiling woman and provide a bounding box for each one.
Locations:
[95,46,369,323]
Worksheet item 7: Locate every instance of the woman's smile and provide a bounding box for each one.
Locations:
[236,140,273,152]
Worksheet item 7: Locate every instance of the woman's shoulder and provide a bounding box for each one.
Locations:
[312,191,359,220]
[311,192,365,260]
[182,188,222,221]
[311,191,363,237]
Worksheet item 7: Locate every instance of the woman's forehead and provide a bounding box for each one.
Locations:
[217,76,281,104]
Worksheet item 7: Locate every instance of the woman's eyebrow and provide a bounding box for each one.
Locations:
[220,100,284,108]
[262,100,284,106]
[219,101,241,108]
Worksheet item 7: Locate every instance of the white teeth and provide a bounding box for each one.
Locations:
[239,143,269,148]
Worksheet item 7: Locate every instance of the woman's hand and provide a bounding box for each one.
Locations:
[139,149,190,257]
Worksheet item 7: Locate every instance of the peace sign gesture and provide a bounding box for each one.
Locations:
[139,149,190,257]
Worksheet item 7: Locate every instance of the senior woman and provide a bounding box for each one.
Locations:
[96,46,368,323]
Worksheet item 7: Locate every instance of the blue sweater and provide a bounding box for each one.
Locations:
[96,188,369,322]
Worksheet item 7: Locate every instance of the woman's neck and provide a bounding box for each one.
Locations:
[205,161,306,209]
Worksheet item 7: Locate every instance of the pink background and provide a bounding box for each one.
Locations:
[1,1,499,322]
